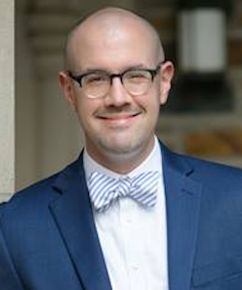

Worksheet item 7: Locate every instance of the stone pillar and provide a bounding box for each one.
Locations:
[0,0,14,201]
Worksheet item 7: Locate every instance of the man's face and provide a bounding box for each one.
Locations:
[60,17,174,171]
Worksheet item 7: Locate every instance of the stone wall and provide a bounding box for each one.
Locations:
[0,0,14,202]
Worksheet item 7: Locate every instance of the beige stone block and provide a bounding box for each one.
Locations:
[0,192,12,203]
[0,0,14,193]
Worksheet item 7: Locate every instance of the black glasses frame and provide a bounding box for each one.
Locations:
[67,62,165,88]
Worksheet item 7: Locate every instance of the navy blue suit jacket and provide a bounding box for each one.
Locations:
[1,143,242,290]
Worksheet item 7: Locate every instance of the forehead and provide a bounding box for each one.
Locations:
[68,14,160,71]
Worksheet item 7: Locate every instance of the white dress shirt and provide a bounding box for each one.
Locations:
[84,137,169,290]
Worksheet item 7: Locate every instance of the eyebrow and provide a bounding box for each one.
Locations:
[73,63,156,75]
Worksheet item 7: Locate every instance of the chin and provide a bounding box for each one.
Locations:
[100,140,147,159]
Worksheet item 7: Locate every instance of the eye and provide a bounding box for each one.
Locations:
[125,70,150,83]
[83,73,108,86]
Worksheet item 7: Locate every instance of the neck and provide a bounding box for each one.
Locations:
[86,137,155,174]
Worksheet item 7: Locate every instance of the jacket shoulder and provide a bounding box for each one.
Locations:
[183,153,242,187]
[0,156,82,221]
[163,143,242,187]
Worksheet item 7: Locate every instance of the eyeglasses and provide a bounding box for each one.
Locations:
[68,63,163,99]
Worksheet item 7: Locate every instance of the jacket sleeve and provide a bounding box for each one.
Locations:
[0,218,24,290]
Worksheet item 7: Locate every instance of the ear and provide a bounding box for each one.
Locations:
[159,61,174,105]
[58,71,78,111]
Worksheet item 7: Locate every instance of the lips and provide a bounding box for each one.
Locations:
[96,111,142,128]
[98,112,141,120]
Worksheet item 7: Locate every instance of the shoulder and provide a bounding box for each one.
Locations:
[0,156,82,223]
[0,173,58,225]
[161,143,242,210]
[181,153,242,187]
[174,152,242,215]
[162,142,242,187]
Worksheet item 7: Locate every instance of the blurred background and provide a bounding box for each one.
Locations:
[13,0,242,192]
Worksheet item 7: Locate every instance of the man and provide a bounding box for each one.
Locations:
[1,7,242,290]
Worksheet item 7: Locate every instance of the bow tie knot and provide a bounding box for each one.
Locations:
[88,171,159,212]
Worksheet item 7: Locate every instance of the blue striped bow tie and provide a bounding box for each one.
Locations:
[88,171,159,212]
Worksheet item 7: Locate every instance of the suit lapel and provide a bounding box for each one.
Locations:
[49,156,112,290]
[161,144,202,290]
[48,144,202,290]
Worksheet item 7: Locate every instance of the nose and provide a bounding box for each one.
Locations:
[104,76,132,107]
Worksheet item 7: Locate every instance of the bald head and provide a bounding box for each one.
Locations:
[64,7,164,70]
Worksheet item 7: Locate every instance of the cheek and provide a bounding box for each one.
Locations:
[75,99,98,126]
[75,100,89,123]
[138,90,161,112]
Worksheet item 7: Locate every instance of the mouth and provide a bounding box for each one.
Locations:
[98,112,141,120]
[96,111,142,127]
